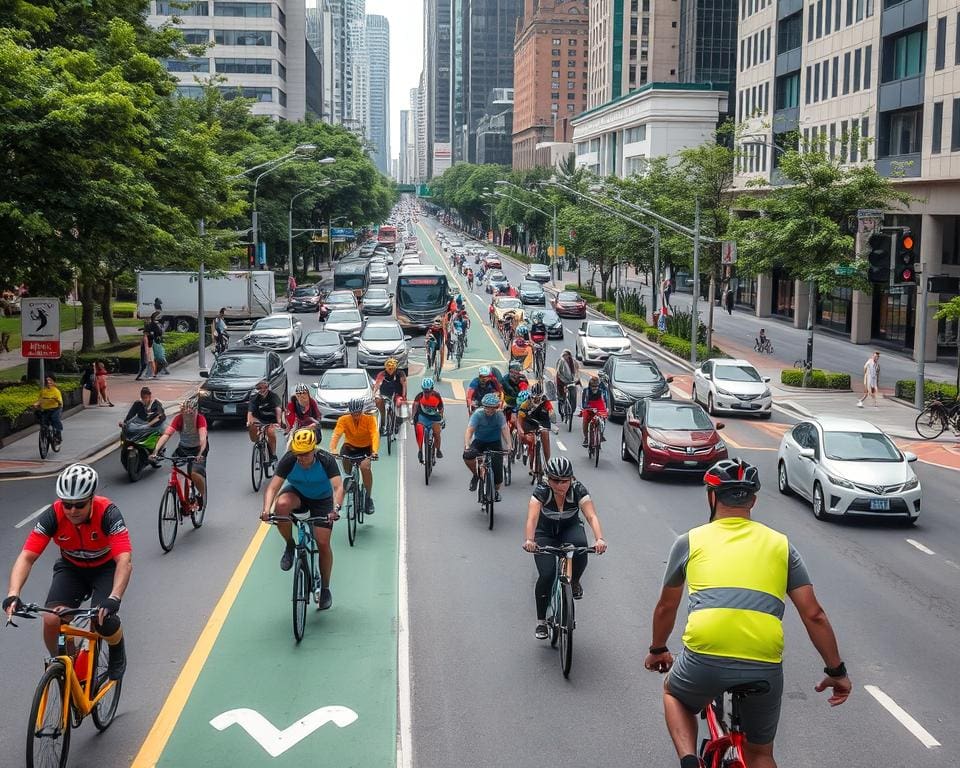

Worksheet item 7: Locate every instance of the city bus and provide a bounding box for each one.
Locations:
[377,224,398,252]
[395,266,450,331]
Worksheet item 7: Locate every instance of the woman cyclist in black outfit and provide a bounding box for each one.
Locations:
[522,456,607,640]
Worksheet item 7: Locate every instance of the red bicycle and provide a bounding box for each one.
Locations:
[699,682,769,768]
[155,454,206,552]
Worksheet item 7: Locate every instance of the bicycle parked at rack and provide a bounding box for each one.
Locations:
[155,454,205,552]
[915,393,960,439]
[35,408,62,460]
[477,449,510,531]
[698,682,771,768]
[250,423,277,492]
[583,407,606,467]
[339,453,376,547]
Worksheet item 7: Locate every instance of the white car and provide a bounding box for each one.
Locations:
[575,320,631,364]
[777,416,921,524]
[693,359,772,419]
[314,368,375,423]
[241,313,303,351]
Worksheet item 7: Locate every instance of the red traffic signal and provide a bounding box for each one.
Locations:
[894,230,917,285]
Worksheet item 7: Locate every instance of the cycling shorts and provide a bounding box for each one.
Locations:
[416,411,443,427]
[341,443,374,461]
[174,443,208,477]
[462,440,504,485]
[278,487,334,529]
[46,559,117,609]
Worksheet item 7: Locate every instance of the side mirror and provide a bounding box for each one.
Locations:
[762,376,771,383]
[799,447,815,459]
[715,422,725,430]
[904,451,918,463]
[199,370,209,378]
[577,329,585,336]
[666,376,674,383]
[404,335,412,341]
[627,418,641,428]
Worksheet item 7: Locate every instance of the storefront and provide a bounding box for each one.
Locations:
[816,286,853,334]
[735,275,757,309]
[770,269,795,319]
[871,284,916,350]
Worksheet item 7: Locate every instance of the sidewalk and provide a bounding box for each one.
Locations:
[0,325,142,373]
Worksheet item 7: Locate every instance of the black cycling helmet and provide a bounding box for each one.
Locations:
[545,456,574,479]
[703,458,761,515]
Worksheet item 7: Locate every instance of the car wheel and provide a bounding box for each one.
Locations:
[812,482,828,521]
[637,446,650,479]
[707,393,717,416]
[759,411,772,420]
[298,364,305,374]
[777,461,792,496]
[575,345,581,362]
[620,433,630,462]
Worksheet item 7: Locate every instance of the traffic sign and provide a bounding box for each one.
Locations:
[20,298,61,358]
[331,227,355,238]
[721,241,737,265]
[834,265,857,276]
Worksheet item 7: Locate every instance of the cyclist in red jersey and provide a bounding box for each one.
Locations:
[580,375,609,447]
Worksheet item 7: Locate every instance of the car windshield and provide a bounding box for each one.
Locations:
[541,310,560,324]
[371,265,388,273]
[520,282,541,291]
[209,355,266,378]
[615,362,662,384]
[647,404,713,431]
[362,324,402,341]
[321,371,369,390]
[328,293,355,304]
[823,431,900,461]
[253,317,290,330]
[327,309,361,323]
[497,298,522,309]
[557,292,580,302]
[587,323,625,337]
[490,272,506,281]
[365,289,389,299]
[304,331,340,346]
[715,364,762,382]
[293,287,317,297]
[531,265,549,273]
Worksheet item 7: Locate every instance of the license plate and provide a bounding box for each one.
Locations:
[223,404,237,415]
[869,498,890,511]
[684,460,699,466]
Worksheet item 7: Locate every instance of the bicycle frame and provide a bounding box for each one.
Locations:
[166,460,194,507]
[700,690,754,768]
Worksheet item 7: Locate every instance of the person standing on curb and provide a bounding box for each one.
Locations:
[662,277,672,308]
[857,351,880,408]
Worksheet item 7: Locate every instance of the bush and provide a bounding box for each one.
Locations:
[565,283,595,297]
[780,369,851,389]
[0,379,82,420]
[50,332,198,375]
[895,379,958,402]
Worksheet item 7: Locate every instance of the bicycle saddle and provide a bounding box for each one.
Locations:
[728,682,771,696]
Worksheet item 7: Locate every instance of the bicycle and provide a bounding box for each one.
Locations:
[155,454,205,552]
[250,423,278,492]
[380,396,400,456]
[523,424,553,485]
[35,409,62,460]
[529,545,598,678]
[339,453,376,547]
[557,382,580,433]
[793,358,813,371]
[214,330,229,356]
[914,394,960,439]
[754,337,774,354]
[8,604,123,768]
[266,512,332,643]
[583,408,606,467]
[503,419,520,487]
[532,342,546,381]
[698,682,771,768]
[422,420,443,485]
[477,449,510,531]
[452,329,465,367]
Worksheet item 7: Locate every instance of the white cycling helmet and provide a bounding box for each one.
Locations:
[56,463,99,501]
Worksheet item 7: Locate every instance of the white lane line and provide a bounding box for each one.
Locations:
[15,504,50,529]
[863,686,941,748]
[944,560,960,571]
[396,423,412,768]
[284,355,293,365]
[556,440,567,452]
[906,539,935,555]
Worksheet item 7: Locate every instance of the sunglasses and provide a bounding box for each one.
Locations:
[61,500,91,510]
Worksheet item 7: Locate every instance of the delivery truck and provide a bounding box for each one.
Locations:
[137,270,276,332]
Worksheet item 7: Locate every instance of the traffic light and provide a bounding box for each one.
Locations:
[893,231,917,285]
[246,244,255,267]
[867,232,892,283]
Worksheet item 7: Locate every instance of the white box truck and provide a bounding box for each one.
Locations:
[137,270,276,332]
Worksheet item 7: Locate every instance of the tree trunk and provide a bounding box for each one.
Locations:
[706,273,716,352]
[100,279,119,344]
[803,279,817,388]
[600,266,611,301]
[80,280,97,352]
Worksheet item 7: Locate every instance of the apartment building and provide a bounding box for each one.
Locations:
[366,14,390,175]
[732,0,960,362]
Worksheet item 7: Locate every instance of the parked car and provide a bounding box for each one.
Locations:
[197,347,288,424]
[552,290,587,318]
[241,313,303,351]
[318,289,358,321]
[519,280,546,305]
[298,330,348,374]
[621,399,727,479]
[692,359,773,419]
[324,308,364,344]
[314,368,375,423]
[539,308,564,339]
[575,320,630,364]
[369,261,390,285]
[357,320,411,371]
[361,287,394,316]
[525,263,552,283]
[601,355,673,420]
[285,284,322,313]
[485,271,510,294]
[777,417,921,524]
[483,253,502,269]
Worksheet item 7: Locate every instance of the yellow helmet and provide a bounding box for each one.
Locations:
[385,358,399,373]
[290,428,317,455]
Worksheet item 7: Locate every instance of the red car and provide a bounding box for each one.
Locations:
[552,290,587,318]
[621,399,727,479]
[483,253,502,269]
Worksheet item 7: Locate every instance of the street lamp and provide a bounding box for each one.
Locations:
[288,181,335,279]
[497,180,560,282]
[489,189,552,273]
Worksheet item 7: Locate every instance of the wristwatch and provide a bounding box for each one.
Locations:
[824,661,847,678]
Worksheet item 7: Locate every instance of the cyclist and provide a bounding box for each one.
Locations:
[517,383,558,466]
[500,361,529,430]
[151,398,210,507]
[510,324,533,371]
[555,349,579,410]
[411,377,445,463]
[466,267,475,291]
[3,464,130,679]
[32,373,63,446]
[522,456,606,640]
[466,365,503,414]
[580,375,609,448]
[644,458,851,768]
[286,383,322,440]
[247,379,283,463]
[529,312,548,345]
[452,306,470,347]
[329,397,379,514]
[373,358,407,433]
[425,315,446,372]
[462,392,512,500]
[120,386,166,429]
[261,430,344,608]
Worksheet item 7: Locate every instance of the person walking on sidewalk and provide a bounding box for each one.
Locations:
[857,351,880,408]
[95,362,114,407]
[662,277,672,308]
[80,362,99,406]
[149,313,169,376]
[724,287,734,315]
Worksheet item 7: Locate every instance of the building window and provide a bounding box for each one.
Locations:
[881,107,922,156]
[776,72,800,109]
[778,12,802,52]
[931,101,943,154]
[278,35,285,53]
[568,70,576,78]
[956,13,960,65]
[552,38,561,45]
[934,16,946,70]
[215,57,272,74]
[831,55,839,97]
[815,0,822,37]
[840,120,849,161]
[164,57,209,72]
[807,4,814,40]
[825,0,832,34]
[805,66,812,103]
[568,38,577,45]
[214,29,270,46]
[864,45,872,88]
[156,1,208,14]
[278,90,286,107]
[553,60,561,67]
[175,85,205,98]
[822,59,829,98]
[952,99,960,151]
[180,28,209,44]
[814,62,820,101]
[551,48,560,56]
[551,70,560,78]
[856,0,863,21]
[214,2,271,17]
[843,51,850,93]
[853,47,861,90]
[551,82,560,89]
[567,104,576,112]
[551,93,559,100]
[220,85,273,102]
[567,81,575,89]
[278,62,285,79]
[882,27,926,82]
[845,0,852,25]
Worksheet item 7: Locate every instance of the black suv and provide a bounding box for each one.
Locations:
[197,347,288,424]
[601,354,673,421]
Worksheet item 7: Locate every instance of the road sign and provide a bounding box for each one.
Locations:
[331,227,355,238]
[20,298,60,358]
[834,265,857,276]
[720,241,737,265]
[547,245,566,258]
[857,209,884,234]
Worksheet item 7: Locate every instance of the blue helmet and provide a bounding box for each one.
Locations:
[421,377,435,390]
[517,325,529,335]
[516,390,531,405]
[480,392,500,407]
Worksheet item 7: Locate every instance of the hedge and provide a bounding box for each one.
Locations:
[894,379,958,402]
[590,301,726,360]
[50,332,199,375]
[564,283,596,297]
[780,368,851,389]
[0,379,82,421]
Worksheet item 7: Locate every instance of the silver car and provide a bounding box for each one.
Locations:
[692,359,773,419]
[324,308,364,344]
[241,313,303,352]
[356,320,411,371]
[313,368,375,423]
[777,416,921,524]
[369,262,390,285]
[575,320,631,364]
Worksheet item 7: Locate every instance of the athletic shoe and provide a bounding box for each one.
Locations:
[469,475,479,492]
[436,449,443,459]
[107,638,126,680]
[418,450,423,464]
[494,491,502,502]
[535,622,548,640]
[366,497,375,515]
[572,582,583,600]
[581,438,588,447]
[280,542,295,571]
[317,588,333,611]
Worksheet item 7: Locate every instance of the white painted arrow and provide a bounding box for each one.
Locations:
[210,706,359,757]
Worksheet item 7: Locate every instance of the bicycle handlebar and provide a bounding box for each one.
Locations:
[153,454,198,466]
[267,514,335,526]
[335,453,378,462]
[6,603,100,628]
[527,545,599,556]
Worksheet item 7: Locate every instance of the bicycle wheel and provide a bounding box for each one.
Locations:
[346,488,357,547]
[424,433,433,485]
[38,427,49,460]
[157,487,179,553]
[915,406,946,439]
[591,423,601,467]
[558,580,574,678]
[50,430,61,454]
[433,354,442,381]
[90,639,122,731]
[485,467,495,531]
[26,661,71,768]
[355,481,366,526]
[189,486,206,529]
[292,552,310,643]
[503,445,512,486]
[251,441,265,491]
[548,583,561,648]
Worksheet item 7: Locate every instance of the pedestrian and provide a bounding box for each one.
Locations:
[136,325,155,379]
[658,305,669,333]
[149,313,169,375]
[95,361,114,407]
[662,277,672,308]
[725,287,734,315]
[287,274,297,297]
[80,362,98,406]
[857,351,880,408]
[0,331,10,353]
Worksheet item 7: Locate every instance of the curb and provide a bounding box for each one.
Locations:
[0,433,120,478]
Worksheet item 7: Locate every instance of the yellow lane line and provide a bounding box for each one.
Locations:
[130,522,272,767]
[719,431,777,452]
[450,380,465,401]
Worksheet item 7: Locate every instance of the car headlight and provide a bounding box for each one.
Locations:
[646,437,668,451]
[660,388,672,398]
[715,386,733,396]
[196,389,211,399]
[826,473,856,489]
[610,387,628,401]
[902,477,919,491]
[762,388,772,398]
[714,439,727,451]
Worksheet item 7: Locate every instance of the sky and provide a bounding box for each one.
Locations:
[365,0,424,165]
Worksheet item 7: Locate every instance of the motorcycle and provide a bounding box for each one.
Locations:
[120,417,164,482]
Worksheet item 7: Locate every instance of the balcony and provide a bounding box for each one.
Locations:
[878,75,924,110]
[876,154,921,177]
[775,48,802,77]
[880,0,928,36]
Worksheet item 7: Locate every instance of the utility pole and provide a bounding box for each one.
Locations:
[198,219,206,369]
[691,200,701,366]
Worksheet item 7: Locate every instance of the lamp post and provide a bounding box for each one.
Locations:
[496,180,558,282]
[288,181,334,280]
[488,188,552,270]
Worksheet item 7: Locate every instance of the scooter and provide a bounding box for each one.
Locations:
[120,417,164,482]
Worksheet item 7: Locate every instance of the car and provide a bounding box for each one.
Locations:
[483,253,502,269]
[356,320,411,371]
[374,245,390,257]
[552,290,587,318]
[539,308,564,339]
[575,320,631,364]
[361,287,394,316]
[519,280,546,305]
[298,330,348,374]
[492,296,528,326]
[197,347,288,424]
[601,355,673,420]
[776,417,921,524]
[285,284,322,313]
[525,263,552,283]
[318,289,358,321]
[359,242,377,256]
[241,313,303,351]
[314,368,375,423]
[324,308,364,344]
[692,359,773,418]
[621,399,727,479]
[485,270,510,294]
[369,262,390,285]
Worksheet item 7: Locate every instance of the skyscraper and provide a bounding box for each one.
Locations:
[425,0,452,176]
[677,0,737,84]
[366,14,390,175]
[399,108,410,181]
[330,0,367,129]
[306,0,335,122]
